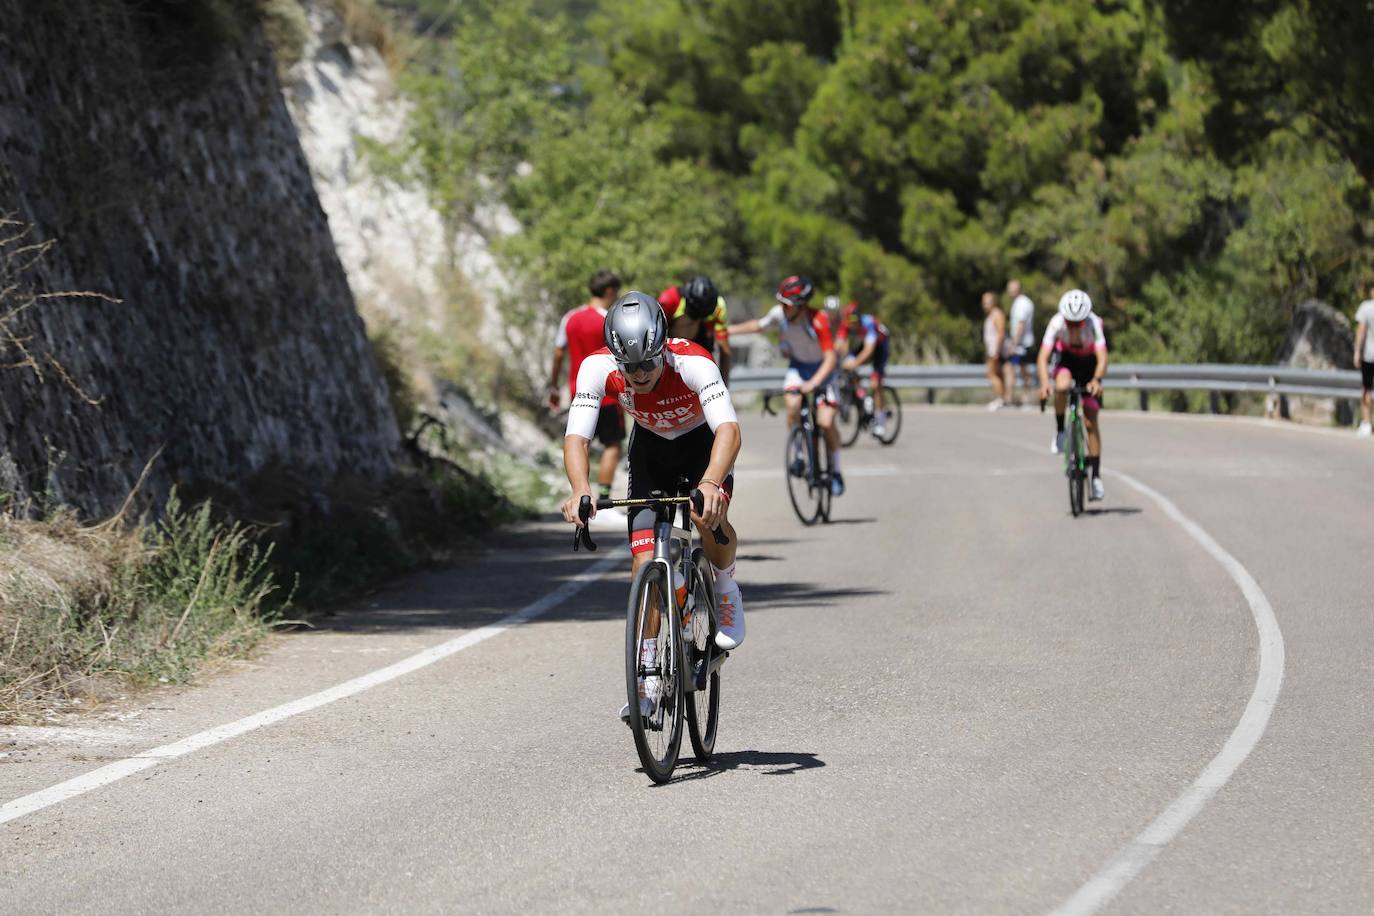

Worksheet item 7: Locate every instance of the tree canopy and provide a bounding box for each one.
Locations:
[391,0,1374,363]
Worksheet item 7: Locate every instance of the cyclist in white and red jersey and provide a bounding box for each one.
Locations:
[729,275,846,496]
[1037,288,1109,501]
[835,299,894,438]
[562,291,744,649]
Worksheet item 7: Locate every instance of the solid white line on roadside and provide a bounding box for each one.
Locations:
[1049,471,1285,916]
[0,550,627,828]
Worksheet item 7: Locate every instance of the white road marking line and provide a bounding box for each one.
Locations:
[1050,471,1285,916]
[0,550,627,827]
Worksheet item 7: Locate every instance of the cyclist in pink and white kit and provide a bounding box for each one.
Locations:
[1037,288,1109,501]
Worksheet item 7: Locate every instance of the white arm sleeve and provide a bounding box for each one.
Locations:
[755,304,785,331]
[565,354,614,440]
[676,354,739,432]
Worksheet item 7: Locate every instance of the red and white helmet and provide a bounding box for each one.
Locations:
[776,275,816,307]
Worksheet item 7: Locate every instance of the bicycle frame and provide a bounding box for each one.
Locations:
[574,490,729,691]
[764,389,830,489]
[1064,387,1088,477]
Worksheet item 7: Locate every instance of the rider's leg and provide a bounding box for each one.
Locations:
[784,391,802,428]
[1084,403,1102,476]
[817,402,842,471]
[1054,369,1071,425]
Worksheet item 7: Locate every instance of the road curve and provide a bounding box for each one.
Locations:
[2,404,1371,913]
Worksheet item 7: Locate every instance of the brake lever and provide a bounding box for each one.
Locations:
[573,495,597,552]
[690,489,731,546]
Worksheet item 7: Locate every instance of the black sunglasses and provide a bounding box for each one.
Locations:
[618,354,663,375]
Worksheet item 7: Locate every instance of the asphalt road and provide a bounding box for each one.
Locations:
[3,404,1372,914]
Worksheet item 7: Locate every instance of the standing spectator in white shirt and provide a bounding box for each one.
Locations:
[1354,282,1374,436]
[1002,279,1036,406]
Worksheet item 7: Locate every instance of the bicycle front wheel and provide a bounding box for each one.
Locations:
[785,426,822,525]
[625,561,683,783]
[685,549,720,762]
[1067,418,1085,517]
[817,433,833,523]
[876,386,902,445]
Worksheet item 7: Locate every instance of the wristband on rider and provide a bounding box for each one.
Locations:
[698,477,722,491]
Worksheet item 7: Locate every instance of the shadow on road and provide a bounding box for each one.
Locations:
[819,517,878,526]
[666,750,827,783]
[307,523,843,634]
[746,580,887,609]
[1084,506,1143,517]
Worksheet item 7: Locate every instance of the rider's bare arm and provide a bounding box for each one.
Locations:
[561,434,593,524]
[696,421,740,529]
[846,338,876,368]
[802,350,838,393]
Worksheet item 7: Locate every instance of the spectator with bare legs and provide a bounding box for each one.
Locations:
[1355,282,1374,436]
[982,291,1006,410]
[1002,279,1036,407]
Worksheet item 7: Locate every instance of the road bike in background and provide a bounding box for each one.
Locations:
[763,390,832,525]
[573,485,729,784]
[1044,386,1090,517]
[836,369,902,446]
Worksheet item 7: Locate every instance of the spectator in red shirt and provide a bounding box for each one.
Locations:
[547,270,624,505]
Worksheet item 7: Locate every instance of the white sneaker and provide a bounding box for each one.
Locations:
[1359,421,1372,437]
[1090,475,1105,501]
[1051,431,1065,454]
[871,412,888,438]
[986,397,1004,411]
[714,585,745,650]
[619,695,656,723]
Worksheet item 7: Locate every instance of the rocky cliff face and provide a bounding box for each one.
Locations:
[0,1,399,518]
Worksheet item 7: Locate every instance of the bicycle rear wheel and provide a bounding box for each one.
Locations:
[785,426,822,525]
[625,561,683,783]
[839,392,863,446]
[876,386,902,445]
[685,549,720,761]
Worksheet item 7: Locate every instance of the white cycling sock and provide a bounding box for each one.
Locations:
[830,451,842,472]
[711,561,743,607]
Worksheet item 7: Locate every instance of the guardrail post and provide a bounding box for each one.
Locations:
[1139,390,1148,411]
[1209,390,1221,414]
[926,388,935,405]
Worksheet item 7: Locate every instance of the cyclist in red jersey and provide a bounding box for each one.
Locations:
[547,270,624,507]
[657,275,732,383]
[833,298,894,438]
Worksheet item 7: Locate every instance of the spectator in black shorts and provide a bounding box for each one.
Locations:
[1354,282,1374,436]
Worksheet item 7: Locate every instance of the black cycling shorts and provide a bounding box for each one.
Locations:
[594,404,625,447]
[1362,361,1374,391]
[626,423,734,545]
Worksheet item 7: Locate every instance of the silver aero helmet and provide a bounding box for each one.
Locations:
[604,291,668,368]
[1058,288,1093,322]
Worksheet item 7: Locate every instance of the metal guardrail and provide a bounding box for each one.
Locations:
[729,363,1363,411]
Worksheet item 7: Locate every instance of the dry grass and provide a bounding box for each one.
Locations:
[0,497,279,724]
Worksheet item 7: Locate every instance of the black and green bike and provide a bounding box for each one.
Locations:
[1045,386,1091,517]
